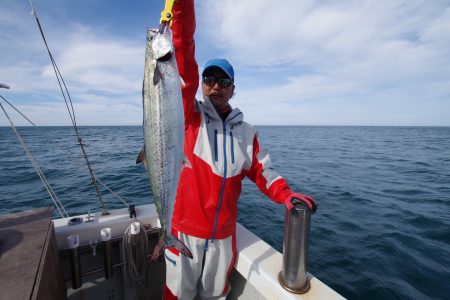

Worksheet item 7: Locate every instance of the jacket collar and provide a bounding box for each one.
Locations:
[201,97,244,125]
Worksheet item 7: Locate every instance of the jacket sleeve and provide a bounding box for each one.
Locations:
[171,0,199,123]
[247,135,294,204]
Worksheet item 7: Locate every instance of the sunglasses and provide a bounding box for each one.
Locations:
[202,76,233,88]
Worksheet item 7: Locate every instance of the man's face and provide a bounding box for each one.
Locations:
[201,67,235,111]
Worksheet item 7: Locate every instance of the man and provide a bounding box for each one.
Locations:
[164,0,317,299]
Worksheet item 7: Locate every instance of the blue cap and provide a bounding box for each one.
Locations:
[202,58,234,81]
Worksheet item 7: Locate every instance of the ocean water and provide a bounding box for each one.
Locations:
[0,125,449,299]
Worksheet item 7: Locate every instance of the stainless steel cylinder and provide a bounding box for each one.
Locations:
[278,202,311,294]
[67,234,82,289]
[103,240,113,279]
[69,248,82,289]
[101,227,113,279]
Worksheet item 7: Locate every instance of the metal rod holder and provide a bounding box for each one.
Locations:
[67,234,82,289]
[103,240,113,279]
[101,228,113,279]
[69,248,82,289]
[278,202,311,294]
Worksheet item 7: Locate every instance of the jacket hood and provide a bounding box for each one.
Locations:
[201,97,244,125]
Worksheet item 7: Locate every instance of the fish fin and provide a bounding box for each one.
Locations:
[136,147,147,169]
[170,236,193,259]
[183,155,192,169]
[179,75,185,88]
[153,64,163,85]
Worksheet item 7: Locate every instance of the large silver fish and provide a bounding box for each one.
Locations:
[140,25,192,259]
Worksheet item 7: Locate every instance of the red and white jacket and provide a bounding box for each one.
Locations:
[171,0,295,241]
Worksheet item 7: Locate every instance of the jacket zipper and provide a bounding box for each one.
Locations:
[206,112,242,250]
[230,130,234,164]
[207,122,228,249]
[214,129,218,161]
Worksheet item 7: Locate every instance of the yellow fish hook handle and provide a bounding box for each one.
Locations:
[160,0,177,24]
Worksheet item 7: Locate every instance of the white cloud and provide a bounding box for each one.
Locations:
[198,0,448,66]
[0,3,144,126]
[195,0,450,125]
[38,24,144,96]
[1,0,449,126]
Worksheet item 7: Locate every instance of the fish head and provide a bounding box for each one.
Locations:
[152,30,173,60]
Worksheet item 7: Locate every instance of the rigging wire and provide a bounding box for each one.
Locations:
[29,0,109,215]
[0,99,69,218]
[0,94,131,208]
[0,95,36,126]
[95,177,130,207]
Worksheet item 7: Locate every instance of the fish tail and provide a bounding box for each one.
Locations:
[169,236,193,259]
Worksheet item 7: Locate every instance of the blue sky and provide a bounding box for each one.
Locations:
[1,0,449,126]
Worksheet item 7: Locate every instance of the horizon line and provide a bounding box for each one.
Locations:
[1,124,450,128]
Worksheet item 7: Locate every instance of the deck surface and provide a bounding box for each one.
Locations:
[0,207,60,300]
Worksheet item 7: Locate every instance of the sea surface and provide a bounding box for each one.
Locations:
[0,125,449,299]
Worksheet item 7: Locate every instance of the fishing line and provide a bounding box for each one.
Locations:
[29,0,109,215]
[0,99,69,218]
[28,0,76,127]
[0,94,131,208]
